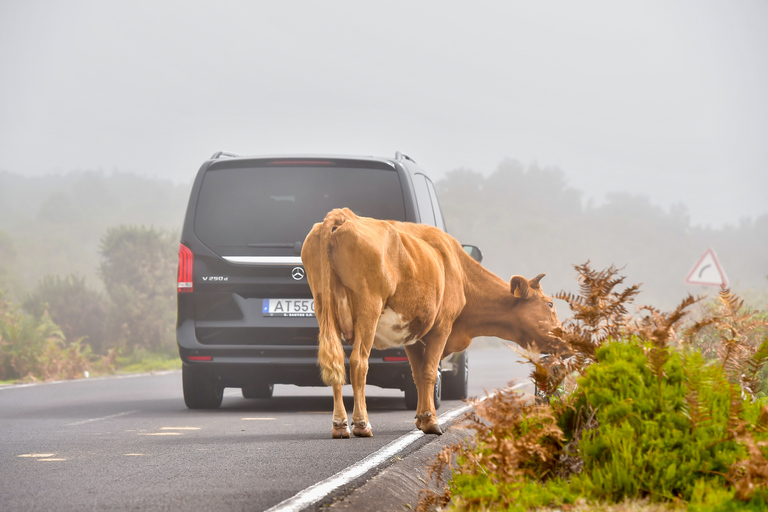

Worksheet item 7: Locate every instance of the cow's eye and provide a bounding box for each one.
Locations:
[547,302,553,308]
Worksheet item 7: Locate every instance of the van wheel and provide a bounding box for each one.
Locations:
[182,365,223,409]
[404,371,441,411]
[442,351,468,400]
[242,383,274,399]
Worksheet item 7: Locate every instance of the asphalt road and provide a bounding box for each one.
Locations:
[0,343,532,512]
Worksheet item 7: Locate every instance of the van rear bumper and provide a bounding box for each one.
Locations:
[178,354,413,390]
[177,322,413,390]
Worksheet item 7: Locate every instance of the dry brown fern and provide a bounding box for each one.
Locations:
[684,287,768,398]
[744,335,768,399]
[416,444,454,512]
[633,296,700,409]
[727,403,768,501]
[728,431,768,501]
[416,387,565,511]
[526,262,705,404]
[680,354,714,434]
[552,262,640,362]
[523,262,643,402]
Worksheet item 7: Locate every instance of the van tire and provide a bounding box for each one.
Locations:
[442,351,468,400]
[404,370,441,411]
[183,365,223,409]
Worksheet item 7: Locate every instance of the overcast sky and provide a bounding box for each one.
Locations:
[1,1,766,227]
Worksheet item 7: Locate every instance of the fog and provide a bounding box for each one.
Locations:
[1,1,767,228]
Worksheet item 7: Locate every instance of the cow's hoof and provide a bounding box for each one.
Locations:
[332,419,350,439]
[416,412,442,435]
[352,420,373,437]
[332,429,351,439]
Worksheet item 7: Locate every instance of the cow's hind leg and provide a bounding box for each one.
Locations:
[332,384,350,439]
[350,343,373,437]
[331,383,350,439]
[349,306,378,438]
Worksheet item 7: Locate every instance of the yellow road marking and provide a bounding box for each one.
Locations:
[17,453,55,458]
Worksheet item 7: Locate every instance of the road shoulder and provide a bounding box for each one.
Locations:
[326,390,537,512]
[325,419,470,511]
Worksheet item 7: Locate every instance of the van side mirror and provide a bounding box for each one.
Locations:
[462,245,483,263]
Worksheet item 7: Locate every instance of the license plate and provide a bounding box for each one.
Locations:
[262,298,315,317]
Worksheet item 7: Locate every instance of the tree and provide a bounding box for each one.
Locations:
[22,274,108,354]
[435,161,768,311]
[99,225,177,353]
[0,230,23,299]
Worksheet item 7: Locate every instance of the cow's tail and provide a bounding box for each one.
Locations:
[305,210,351,387]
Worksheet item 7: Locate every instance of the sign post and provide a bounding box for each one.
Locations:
[685,248,728,287]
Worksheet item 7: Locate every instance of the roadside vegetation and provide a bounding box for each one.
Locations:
[418,263,768,511]
[0,225,180,383]
[0,163,766,387]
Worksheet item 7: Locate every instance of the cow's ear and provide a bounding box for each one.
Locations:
[529,274,546,290]
[510,276,530,299]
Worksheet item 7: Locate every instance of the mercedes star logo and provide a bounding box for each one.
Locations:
[291,267,305,281]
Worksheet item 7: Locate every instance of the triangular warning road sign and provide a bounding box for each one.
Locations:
[685,248,728,287]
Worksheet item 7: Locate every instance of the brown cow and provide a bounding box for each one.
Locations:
[301,208,565,438]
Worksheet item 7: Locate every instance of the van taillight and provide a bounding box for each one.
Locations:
[178,243,194,293]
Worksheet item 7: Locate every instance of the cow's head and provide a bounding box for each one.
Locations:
[509,274,568,355]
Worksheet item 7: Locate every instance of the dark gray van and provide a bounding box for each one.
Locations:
[176,152,472,409]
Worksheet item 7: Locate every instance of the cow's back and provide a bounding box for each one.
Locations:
[304,208,470,350]
[332,214,467,342]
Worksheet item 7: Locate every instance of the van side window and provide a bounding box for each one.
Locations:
[412,174,436,226]
[425,178,447,231]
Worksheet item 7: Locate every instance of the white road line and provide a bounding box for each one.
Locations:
[264,397,490,512]
[65,410,137,426]
[0,370,180,391]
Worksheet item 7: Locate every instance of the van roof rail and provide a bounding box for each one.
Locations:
[211,151,240,159]
[394,151,416,164]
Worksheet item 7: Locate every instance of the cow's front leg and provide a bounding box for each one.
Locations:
[415,366,442,436]
[331,383,350,439]
[349,320,375,437]
[404,343,428,431]
[406,331,448,436]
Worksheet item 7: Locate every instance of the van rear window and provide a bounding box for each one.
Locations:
[194,165,407,255]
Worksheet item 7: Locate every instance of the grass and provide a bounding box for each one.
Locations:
[532,499,686,511]
[113,349,181,374]
[0,350,181,385]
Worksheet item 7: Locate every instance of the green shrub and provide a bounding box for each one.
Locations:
[0,294,96,381]
[564,340,766,506]
[419,263,768,512]
[423,340,767,511]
